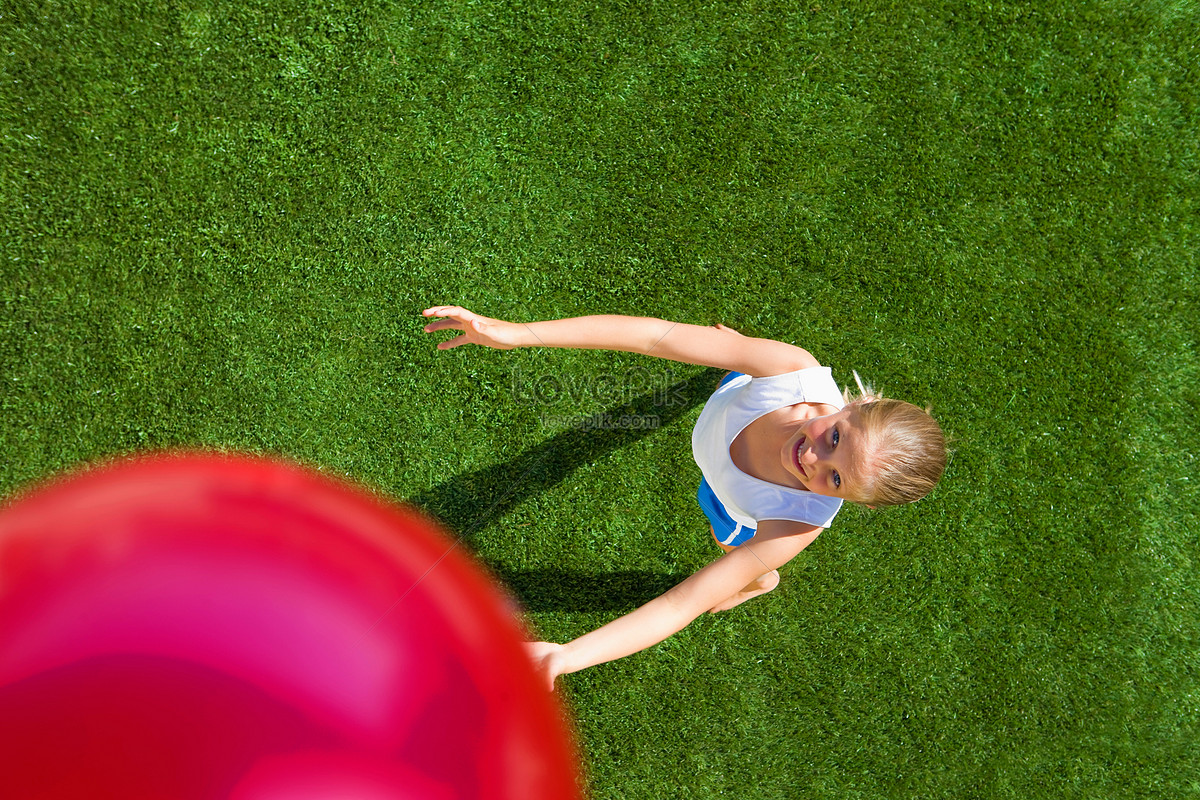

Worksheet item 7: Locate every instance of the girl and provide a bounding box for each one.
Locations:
[422,306,946,690]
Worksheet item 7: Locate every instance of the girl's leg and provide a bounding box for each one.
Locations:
[708,570,780,613]
[707,526,780,612]
[699,460,775,613]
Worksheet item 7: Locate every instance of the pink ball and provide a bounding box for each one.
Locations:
[0,453,580,799]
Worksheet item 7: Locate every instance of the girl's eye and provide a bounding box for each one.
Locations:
[833,471,841,489]
[832,428,840,448]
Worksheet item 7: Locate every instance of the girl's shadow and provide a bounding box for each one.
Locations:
[409,368,720,612]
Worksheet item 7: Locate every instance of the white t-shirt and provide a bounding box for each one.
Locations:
[692,367,845,535]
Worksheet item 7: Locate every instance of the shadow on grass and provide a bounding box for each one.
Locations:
[410,369,716,537]
[409,369,719,607]
[492,568,693,612]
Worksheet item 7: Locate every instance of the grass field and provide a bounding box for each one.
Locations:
[2,0,1197,797]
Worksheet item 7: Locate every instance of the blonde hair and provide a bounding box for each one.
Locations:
[843,372,947,507]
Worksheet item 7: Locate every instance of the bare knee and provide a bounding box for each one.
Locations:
[754,569,780,592]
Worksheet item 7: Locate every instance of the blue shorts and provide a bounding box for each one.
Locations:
[696,370,757,547]
[697,477,756,547]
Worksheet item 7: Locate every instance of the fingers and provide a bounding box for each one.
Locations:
[422,318,460,333]
[422,307,479,348]
[523,641,551,658]
[524,641,559,692]
[431,321,481,350]
[422,307,485,349]
[422,305,474,320]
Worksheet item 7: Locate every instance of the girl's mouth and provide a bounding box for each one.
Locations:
[794,437,807,478]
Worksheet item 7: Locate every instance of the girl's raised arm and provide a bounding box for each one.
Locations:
[525,522,822,690]
[422,306,820,377]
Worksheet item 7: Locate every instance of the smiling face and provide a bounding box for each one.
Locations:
[781,406,874,500]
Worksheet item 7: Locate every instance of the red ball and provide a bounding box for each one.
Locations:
[0,453,580,800]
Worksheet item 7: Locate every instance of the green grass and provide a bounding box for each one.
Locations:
[2,0,1197,797]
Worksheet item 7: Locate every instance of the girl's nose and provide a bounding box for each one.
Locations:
[800,444,819,470]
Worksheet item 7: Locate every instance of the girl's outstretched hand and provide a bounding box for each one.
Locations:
[524,641,568,692]
[422,306,525,350]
